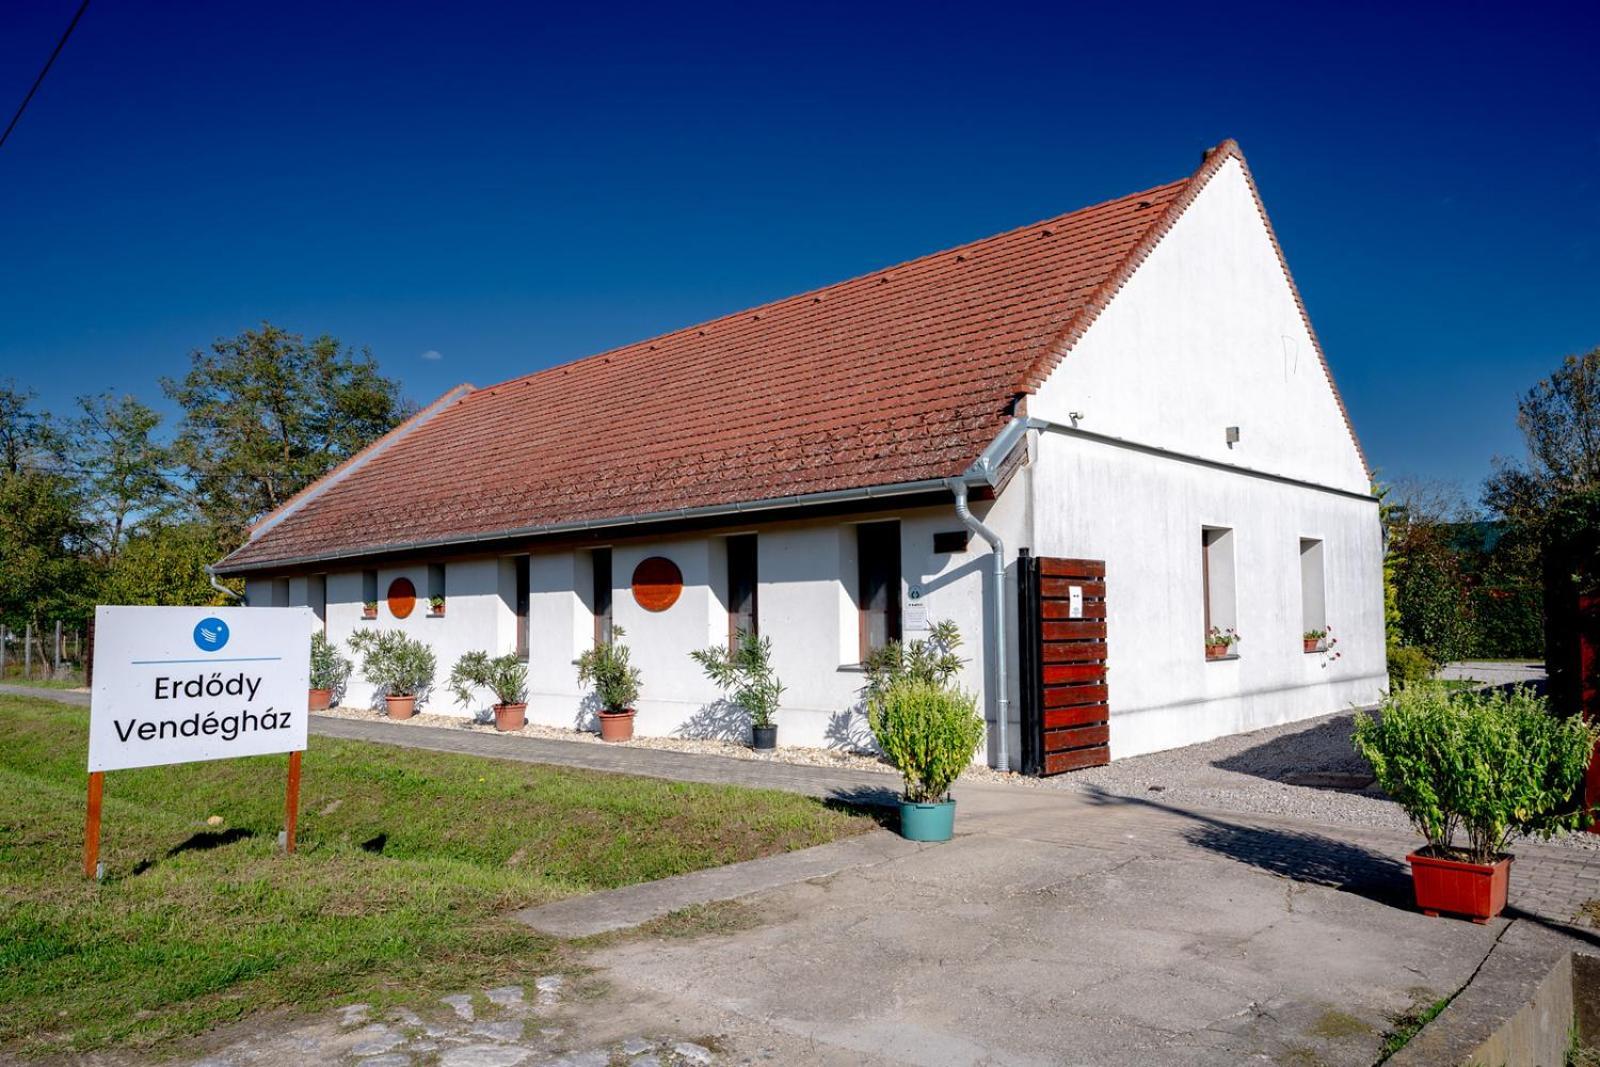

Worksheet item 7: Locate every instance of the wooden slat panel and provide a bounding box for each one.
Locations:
[1042,621,1107,641]
[1043,683,1109,708]
[1043,723,1110,751]
[1043,703,1109,729]
[1041,641,1107,664]
[1040,579,1107,599]
[1040,558,1106,579]
[1043,663,1106,685]
[1041,600,1106,620]
[1045,747,1110,773]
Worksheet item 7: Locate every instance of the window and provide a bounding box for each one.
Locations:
[427,563,446,613]
[857,521,901,660]
[514,556,530,660]
[309,574,327,629]
[1300,538,1326,639]
[591,548,613,645]
[1201,526,1237,648]
[727,534,758,649]
[362,569,378,610]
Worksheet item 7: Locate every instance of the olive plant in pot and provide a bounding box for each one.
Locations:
[447,650,529,731]
[576,626,642,741]
[307,631,351,710]
[347,629,436,719]
[1353,685,1598,922]
[868,677,984,841]
[691,629,784,749]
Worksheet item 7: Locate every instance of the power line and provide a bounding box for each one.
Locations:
[0,0,91,154]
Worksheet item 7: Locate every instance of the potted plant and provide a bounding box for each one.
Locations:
[428,594,446,617]
[868,678,984,841]
[576,626,642,741]
[347,629,436,720]
[362,599,378,620]
[1302,628,1327,653]
[308,631,351,710]
[691,629,785,749]
[447,650,528,731]
[1353,685,1598,922]
[863,619,963,702]
[1205,626,1240,659]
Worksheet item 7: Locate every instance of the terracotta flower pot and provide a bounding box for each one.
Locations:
[493,702,526,732]
[307,688,332,711]
[598,708,636,742]
[1408,848,1512,923]
[1303,638,1321,653]
[1205,644,1229,659]
[363,609,378,620]
[386,695,417,720]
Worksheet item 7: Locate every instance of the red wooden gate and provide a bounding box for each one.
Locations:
[1018,554,1109,775]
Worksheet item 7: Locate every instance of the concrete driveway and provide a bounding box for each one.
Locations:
[579,787,1504,1066]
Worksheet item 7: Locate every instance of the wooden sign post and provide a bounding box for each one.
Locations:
[84,605,313,878]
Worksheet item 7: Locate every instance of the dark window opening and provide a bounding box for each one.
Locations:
[592,548,613,645]
[857,521,902,660]
[727,535,758,650]
[514,556,530,660]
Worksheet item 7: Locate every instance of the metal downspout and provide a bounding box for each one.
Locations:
[205,565,244,603]
[947,478,1010,773]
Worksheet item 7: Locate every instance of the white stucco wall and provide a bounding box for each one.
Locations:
[246,493,1028,759]
[1026,154,1386,758]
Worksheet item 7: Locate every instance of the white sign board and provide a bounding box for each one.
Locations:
[904,603,929,631]
[89,606,313,772]
[1068,586,1084,620]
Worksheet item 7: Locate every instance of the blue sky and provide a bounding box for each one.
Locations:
[0,1,1594,497]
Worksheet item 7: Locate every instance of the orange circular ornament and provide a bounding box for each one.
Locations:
[387,577,417,619]
[632,557,683,612]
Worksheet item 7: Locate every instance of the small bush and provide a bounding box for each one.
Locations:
[576,626,642,713]
[308,631,351,693]
[868,679,984,803]
[691,629,783,729]
[1386,645,1436,690]
[347,628,436,700]
[1353,685,1598,864]
[447,650,529,708]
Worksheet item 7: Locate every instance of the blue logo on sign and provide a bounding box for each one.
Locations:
[194,617,230,652]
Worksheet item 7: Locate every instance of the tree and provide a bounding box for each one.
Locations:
[0,469,95,666]
[163,323,410,534]
[71,393,172,559]
[1485,346,1600,523]
[99,522,235,606]
[0,381,61,475]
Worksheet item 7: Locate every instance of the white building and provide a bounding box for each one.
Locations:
[217,139,1386,772]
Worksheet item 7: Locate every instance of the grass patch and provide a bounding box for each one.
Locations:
[1376,995,1449,1062]
[0,694,870,1055]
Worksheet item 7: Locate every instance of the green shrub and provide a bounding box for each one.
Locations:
[308,631,351,693]
[868,678,985,803]
[1352,685,1598,864]
[447,650,529,708]
[863,619,964,702]
[691,629,783,728]
[576,626,642,713]
[1386,645,1437,689]
[347,628,436,700]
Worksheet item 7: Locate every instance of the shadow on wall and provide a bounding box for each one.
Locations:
[574,692,604,732]
[825,703,879,754]
[675,699,748,742]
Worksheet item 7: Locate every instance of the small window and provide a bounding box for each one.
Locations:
[591,548,613,645]
[362,569,378,611]
[857,521,901,660]
[427,563,446,615]
[1300,538,1326,640]
[727,534,758,649]
[309,574,327,629]
[270,578,290,608]
[1202,526,1237,651]
[514,556,530,660]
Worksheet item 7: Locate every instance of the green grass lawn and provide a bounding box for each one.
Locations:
[0,694,871,1056]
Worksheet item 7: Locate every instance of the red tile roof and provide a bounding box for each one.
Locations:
[218,139,1358,573]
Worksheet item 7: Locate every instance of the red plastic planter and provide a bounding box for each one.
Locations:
[493,702,526,732]
[598,708,636,742]
[1408,849,1511,923]
[307,687,331,711]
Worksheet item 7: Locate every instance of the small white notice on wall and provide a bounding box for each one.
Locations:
[88,606,312,772]
[1068,586,1084,619]
[904,603,930,631]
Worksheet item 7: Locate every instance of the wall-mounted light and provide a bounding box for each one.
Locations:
[1225,426,1240,448]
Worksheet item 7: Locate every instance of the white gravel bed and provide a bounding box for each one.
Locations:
[1034,708,1600,852]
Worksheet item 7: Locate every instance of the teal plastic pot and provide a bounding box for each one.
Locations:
[898,799,956,842]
